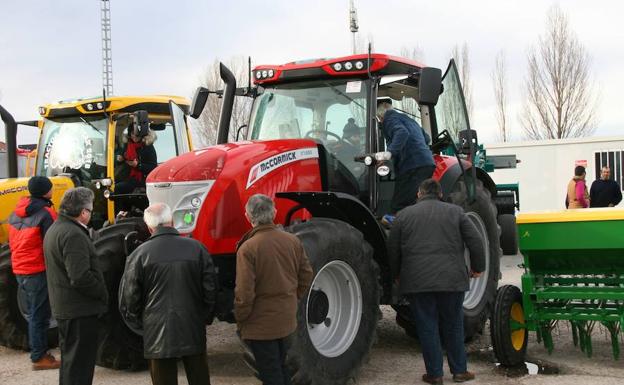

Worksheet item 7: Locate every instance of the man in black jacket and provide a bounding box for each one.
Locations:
[43,187,108,385]
[388,179,485,384]
[119,202,217,385]
[590,166,622,207]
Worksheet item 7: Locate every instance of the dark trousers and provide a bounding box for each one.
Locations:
[247,338,291,385]
[149,353,211,385]
[391,165,435,213]
[16,272,51,362]
[407,292,467,377]
[57,316,99,385]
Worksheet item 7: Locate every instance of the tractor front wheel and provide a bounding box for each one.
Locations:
[0,243,58,350]
[93,219,149,370]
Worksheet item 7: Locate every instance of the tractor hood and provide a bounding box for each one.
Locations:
[146,139,323,254]
[147,139,320,184]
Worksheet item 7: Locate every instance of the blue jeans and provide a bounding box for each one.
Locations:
[16,272,51,362]
[407,292,467,377]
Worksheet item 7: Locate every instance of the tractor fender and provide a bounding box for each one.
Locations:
[438,162,497,200]
[276,191,389,289]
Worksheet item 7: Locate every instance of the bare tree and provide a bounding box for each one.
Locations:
[194,56,253,147]
[391,46,425,119]
[451,43,473,122]
[492,51,509,142]
[520,5,598,140]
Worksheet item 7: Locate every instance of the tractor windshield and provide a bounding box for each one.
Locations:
[249,79,369,180]
[36,116,108,184]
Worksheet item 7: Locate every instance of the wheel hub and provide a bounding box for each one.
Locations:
[306,260,362,358]
[307,289,329,324]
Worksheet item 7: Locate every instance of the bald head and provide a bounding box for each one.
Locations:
[144,202,173,230]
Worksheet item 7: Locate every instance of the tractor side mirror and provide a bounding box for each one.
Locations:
[190,87,209,119]
[458,129,478,154]
[418,67,442,105]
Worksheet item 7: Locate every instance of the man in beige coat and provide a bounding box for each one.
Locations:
[235,194,313,385]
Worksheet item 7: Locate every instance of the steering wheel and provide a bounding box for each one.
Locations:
[304,129,343,142]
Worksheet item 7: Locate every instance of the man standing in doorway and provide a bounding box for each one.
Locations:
[8,176,60,370]
[44,187,108,385]
[376,98,435,226]
[388,179,485,384]
[235,194,313,385]
[590,166,622,207]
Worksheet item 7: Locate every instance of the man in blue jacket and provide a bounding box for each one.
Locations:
[377,98,435,225]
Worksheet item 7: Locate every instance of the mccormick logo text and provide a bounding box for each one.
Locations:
[247,147,319,188]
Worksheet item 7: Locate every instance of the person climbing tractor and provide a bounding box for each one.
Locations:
[376,98,435,226]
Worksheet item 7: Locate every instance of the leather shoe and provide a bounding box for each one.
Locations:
[32,353,61,370]
[452,371,475,382]
[422,373,444,384]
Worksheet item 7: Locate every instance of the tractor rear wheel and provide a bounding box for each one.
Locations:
[0,243,58,350]
[240,218,380,385]
[449,178,501,340]
[491,285,527,366]
[93,219,149,370]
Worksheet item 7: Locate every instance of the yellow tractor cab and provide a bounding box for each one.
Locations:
[1,95,192,238]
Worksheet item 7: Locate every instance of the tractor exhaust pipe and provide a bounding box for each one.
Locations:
[217,63,237,145]
[0,104,18,178]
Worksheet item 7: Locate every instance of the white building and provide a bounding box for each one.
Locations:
[485,136,624,212]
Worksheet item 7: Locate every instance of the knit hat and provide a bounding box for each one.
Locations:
[28,176,53,198]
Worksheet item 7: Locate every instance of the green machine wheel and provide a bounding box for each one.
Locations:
[491,285,527,366]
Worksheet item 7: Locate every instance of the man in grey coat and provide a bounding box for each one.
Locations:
[388,179,485,384]
[44,187,108,385]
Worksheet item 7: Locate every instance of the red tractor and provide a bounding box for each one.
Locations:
[97,54,508,383]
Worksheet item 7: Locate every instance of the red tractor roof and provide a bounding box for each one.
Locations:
[252,53,426,85]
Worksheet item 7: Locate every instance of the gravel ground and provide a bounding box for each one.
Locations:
[1,254,623,384]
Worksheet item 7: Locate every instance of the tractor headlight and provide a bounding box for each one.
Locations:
[164,182,214,232]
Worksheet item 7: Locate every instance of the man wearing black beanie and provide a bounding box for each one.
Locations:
[8,176,60,370]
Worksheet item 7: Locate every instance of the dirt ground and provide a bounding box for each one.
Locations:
[1,254,623,385]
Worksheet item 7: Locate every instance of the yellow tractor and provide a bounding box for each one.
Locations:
[0,95,192,363]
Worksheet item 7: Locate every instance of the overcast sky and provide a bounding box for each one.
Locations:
[1,0,622,145]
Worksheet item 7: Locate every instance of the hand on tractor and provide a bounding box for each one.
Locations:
[470,270,482,278]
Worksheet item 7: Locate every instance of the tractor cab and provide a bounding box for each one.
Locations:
[2,95,192,230]
[242,54,471,215]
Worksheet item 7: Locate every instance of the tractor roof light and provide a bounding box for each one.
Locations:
[333,62,343,71]
[38,106,46,115]
[86,103,94,111]
[344,61,353,70]
[355,61,364,70]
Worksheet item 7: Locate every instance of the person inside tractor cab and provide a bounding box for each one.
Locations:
[332,118,365,178]
[376,98,435,226]
[114,119,158,200]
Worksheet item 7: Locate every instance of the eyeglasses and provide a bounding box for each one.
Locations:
[83,208,93,214]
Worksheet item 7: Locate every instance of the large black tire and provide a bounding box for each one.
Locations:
[0,243,58,350]
[93,219,149,370]
[491,285,527,366]
[283,218,381,385]
[449,178,501,340]
[498,214,518,255]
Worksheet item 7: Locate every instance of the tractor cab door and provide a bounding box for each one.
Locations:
[435,59,471,149]
[169,100,191,154]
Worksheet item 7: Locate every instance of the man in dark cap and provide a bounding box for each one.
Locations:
[8,176,60,370]
[377,98,435,226]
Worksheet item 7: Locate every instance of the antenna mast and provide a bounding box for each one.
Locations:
[349,0,359,54]
[101,0,113,96]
